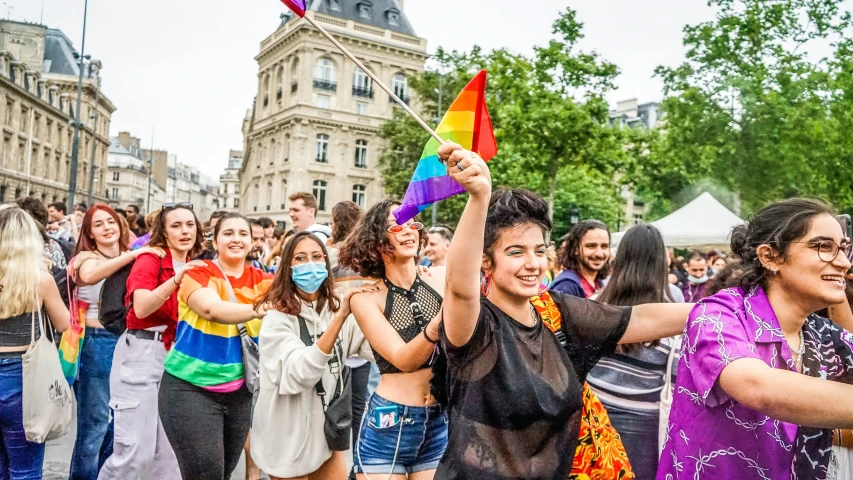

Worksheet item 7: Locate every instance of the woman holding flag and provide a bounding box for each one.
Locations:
[435,143,693,479]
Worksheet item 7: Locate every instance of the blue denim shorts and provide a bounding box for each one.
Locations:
[354,392,448,475]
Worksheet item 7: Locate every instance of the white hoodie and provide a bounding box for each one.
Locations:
[251,301,373,477]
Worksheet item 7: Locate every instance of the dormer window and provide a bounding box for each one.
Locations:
[357,0,373,19]
[330,0,341,11]
[386,8,400,26]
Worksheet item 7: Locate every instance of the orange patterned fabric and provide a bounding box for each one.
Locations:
[531,292,635,480]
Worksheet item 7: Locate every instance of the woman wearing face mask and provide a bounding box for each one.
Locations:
[658,199,853,479]
[251,231,376,479]
[98,203,206,480]
[159,212,274,480]
[435,144,692,480]
[338,201,446,480]
[69,205,162,480]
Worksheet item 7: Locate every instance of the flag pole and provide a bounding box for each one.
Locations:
[302,14,445,145]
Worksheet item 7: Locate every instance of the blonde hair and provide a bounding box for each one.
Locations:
[0,204,46,318]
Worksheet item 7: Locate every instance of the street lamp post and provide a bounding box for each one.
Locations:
[67,0,90,209]
[570,204,580,226]
[86,72,100,206]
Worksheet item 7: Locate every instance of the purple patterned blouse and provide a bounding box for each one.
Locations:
[657,285,853,480]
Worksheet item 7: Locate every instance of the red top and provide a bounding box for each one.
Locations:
[125,250,180,348]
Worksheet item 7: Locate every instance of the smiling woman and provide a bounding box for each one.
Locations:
[658,198,853,480]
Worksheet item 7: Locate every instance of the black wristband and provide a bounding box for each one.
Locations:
[422,326,439,344]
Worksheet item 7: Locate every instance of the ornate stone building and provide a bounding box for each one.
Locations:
[0,20,114,206]
[219,149,243,212]
[241,0,427,224]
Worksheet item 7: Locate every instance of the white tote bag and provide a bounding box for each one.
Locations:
[658,335,681,453]
[22,307,74,443]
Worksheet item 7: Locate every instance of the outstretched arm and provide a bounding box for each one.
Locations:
[439,144,492,348]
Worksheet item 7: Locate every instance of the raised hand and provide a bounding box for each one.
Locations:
[341,283,381,317]
[438,143,491,199]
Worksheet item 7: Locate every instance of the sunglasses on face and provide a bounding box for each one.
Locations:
[163,202,194,211]
[386,222,424,234]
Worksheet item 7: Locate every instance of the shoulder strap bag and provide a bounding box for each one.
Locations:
[211,260,260,395]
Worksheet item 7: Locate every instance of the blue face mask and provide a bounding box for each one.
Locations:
[292,262,329,294]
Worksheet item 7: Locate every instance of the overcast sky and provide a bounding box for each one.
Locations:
[9,0,718,178]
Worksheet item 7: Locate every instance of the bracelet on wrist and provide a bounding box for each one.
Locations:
[422,326,439,344]
[173,275,180,286]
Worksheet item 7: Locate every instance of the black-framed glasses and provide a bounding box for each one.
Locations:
[292,253,327,265]
[794,240,852,262]
[163,202,193,211]
[387,222,424,234]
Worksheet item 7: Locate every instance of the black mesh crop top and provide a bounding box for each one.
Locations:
[374,276,443,375]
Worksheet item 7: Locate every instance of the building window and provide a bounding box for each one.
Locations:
[392,73,408,102]
[330,0,341,10]
[112,171,119,181]
[313,180,327,211]
[355,139,368,168]
[356,102,368,116]
[387,11,399,26]
[234,198,240,208]
[316,94,330,109]
[291,58,300,93]
[0,185,5,202]
[359,4,372,18]
[352,184,366,208]
[315,134,329,163]
[352,68,373,98]
[109,187,118,200]
[280,179,288,209]
[313,58,337,92]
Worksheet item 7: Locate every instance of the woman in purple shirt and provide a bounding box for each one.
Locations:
[658,198,853,480]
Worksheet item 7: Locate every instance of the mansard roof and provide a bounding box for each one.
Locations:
[281,0,416,37]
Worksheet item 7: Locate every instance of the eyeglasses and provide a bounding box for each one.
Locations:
[387,222,424,234]
[794,240,853,262]
[292,253,327,265]
[163,202,193,211]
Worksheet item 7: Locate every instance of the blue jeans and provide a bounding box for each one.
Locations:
[606,407,660,480]
[69,328,118,480]
[354,393,447,475]
[0,357,45,480]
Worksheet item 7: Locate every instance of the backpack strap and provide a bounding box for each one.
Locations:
[531,292,568,347]
[296,314,342,408]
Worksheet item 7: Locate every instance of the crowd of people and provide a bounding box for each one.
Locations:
[3,143,853,480]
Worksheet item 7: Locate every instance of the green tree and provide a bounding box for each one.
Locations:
[650,0,852,215]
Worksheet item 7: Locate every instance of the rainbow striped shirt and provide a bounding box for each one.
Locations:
[164,261,273,391]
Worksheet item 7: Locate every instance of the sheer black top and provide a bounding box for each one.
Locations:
[436,292,631,479]
[374,276,442,375]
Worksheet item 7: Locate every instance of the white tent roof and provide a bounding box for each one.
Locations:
[613,192,743,248]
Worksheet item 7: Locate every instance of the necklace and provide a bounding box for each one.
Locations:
[95,248,117,259]
[791,328,806,372]
[528,303,539,327]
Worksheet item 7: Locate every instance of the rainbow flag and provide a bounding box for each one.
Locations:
[280,0,307,17]
[393,70,497,224]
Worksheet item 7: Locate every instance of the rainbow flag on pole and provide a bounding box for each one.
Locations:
[280,0,307,17]
[393,70,497,224]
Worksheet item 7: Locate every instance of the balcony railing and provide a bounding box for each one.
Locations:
[352,86,374,99]
[313,79,337,92]
[389,94,411,105]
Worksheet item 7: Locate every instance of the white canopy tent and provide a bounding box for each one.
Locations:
[612,192,743,249]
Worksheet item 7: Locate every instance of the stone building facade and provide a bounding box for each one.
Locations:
[219,149,242,212]
[240,0,427,224]
[106,133,167,213]
[0,20,115,206]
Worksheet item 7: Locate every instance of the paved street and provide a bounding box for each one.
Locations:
[42,415,250,480]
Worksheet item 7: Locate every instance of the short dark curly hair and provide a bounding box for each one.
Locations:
[484,189,552,262]
[15,197,49,227]
[338,200,423,279]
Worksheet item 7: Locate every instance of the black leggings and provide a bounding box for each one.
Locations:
[159,372,252,480]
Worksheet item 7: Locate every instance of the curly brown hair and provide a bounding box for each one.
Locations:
[338,200,424,279]
[331,201,363,244]
[257,231,340,315]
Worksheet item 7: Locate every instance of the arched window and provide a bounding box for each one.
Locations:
[291,58,300,93]
[280,178,288,209]
[387,10,400,26]
[313,58,336,91]
[330,0,342,10]
[277,66,285,101]
[312,180,327,211]
[262,74,270,108]
[266,181,273,210]
[354,139,368,168]
[352,68,373,98]
[253,183,260,212]
[392,73,408,100]
[315,134,329,163]
[352,184,366,208]
[269,138,276,165]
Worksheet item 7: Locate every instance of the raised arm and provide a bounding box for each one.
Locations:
[439,144,492,348]
[720,358,853,429]
[619,303,694,344]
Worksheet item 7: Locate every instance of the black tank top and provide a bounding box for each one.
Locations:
[374,276,443,375]
[0,311,38,348]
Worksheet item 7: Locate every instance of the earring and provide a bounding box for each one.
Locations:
[481,274,492,297]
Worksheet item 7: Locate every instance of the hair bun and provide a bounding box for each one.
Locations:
[729,224,749,257]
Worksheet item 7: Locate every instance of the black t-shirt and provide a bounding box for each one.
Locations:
[436,292,631,480]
